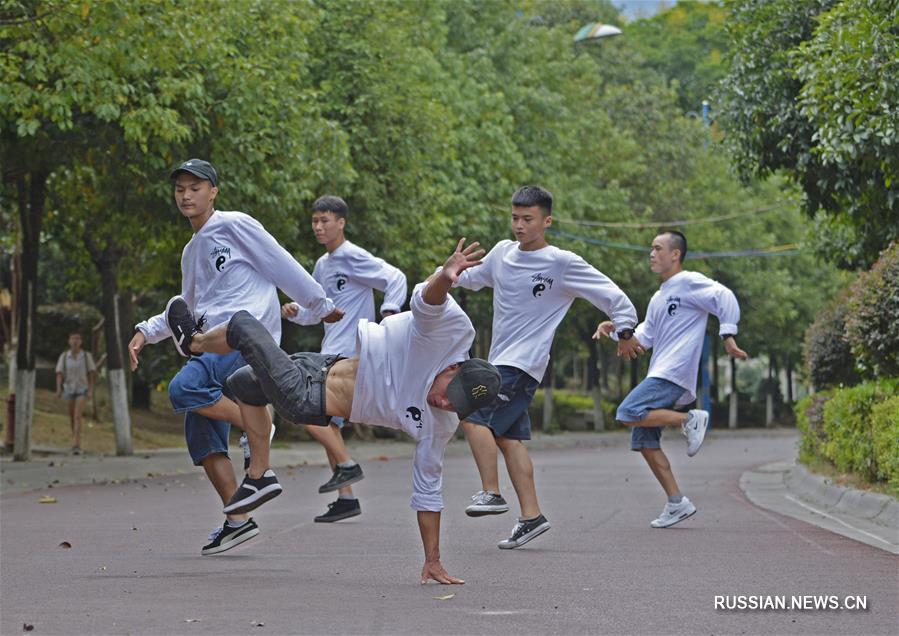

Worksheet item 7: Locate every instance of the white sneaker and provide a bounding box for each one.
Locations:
[650,497,696,528]
[683,409,709,457]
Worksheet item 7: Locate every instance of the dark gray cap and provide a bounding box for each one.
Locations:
[446,358,501,420]
[171,159,218,187]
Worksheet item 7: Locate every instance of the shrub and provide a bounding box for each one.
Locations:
[794,392,830,464]
[802,291,860,389]
[870,396,899,495]
[845,241,899,378]
[820,377,899,481]
[529,389,618,432]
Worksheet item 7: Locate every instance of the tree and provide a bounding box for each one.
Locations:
[717,0,898,269]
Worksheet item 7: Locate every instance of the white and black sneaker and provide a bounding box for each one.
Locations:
[497,514,551,549]
[650,497,696,528]
[318,463,364,493]
[201,517,259,555]
[165,296,205,358]
[223,470,282,514]
[465,490,510,517]
[683,409,710,457]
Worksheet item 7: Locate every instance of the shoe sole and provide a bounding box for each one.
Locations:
[201,526,260,555]
[650,507,697,528]
[318,472,364,494]
[223,484,283,515]
[497,521,551,549]
[314,508,362,523]
[686,412,709,457]
[465,506,510,517]
[165,295,191,358]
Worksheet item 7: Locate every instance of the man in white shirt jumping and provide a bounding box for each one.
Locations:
[281,195,407,522]
[596,230,748,528]
[165,239,500,584]
[128,159,342,555]
[454,186,640,549]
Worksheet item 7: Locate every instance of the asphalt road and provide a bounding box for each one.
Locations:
[1,433,896,635]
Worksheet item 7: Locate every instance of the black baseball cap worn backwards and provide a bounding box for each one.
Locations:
[446,358,502,420]
[171,159,218,187]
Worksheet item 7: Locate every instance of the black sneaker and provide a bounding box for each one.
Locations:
[314,498,362,523]
[165,296,205,358]
[497,514,551,550]
[223,470,282,514]
[202,517,260,555]
[318,463,364,493]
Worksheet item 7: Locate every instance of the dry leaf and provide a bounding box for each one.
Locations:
[184,619,201,623]
[434,593,455,600]
[58,541,72,549]
[38,496,57,504]
[23,624,34,632]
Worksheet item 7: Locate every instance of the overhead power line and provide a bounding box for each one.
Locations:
[550,229,801,259]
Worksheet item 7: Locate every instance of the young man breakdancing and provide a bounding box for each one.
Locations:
[596,230,747,528]
[129,159,342,555]
[165,239,500,584]
[454,186,639,549]
[282,195,407,522]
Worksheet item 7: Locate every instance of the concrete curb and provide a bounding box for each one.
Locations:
[741,460,899,554]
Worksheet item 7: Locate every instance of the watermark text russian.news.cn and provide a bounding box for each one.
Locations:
[715,595,869,611]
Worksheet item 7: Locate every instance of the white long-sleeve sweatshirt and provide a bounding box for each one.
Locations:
[350,283,474,512]
[135,210,334,344]
[631,270,741,405]
[287,240,407,357]
[454,239,637,382]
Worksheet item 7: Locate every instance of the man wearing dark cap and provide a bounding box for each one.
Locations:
[165,239,500,584]
[128,159,343,556]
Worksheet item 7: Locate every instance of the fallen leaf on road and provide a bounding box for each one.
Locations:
[131,527,139,531]
[98,566,107,571]
[23,624,34,631]
[184,619,201,623]
[377,455,390,461]
[58,541,72,549]
[38,496,57,504]
[250,620,265,627]
[434,594,455,600]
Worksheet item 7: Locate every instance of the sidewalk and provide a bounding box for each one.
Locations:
[740,460,899,554]
[0,430,633,496]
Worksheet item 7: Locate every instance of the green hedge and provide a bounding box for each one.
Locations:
[528,389,619,432]
[845,242,899,378]
[796,378,899,494]
[870,396,899,492]
[802,292,860,389]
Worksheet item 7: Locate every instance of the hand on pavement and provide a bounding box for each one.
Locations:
[421,560,465,585]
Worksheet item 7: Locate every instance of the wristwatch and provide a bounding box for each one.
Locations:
[617,328,635,341]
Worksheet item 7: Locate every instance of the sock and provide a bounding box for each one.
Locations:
[226,518,248,528]
[338,494,357,501]
[337,460,357,469]
[668,493,684,504]
[519,515,541,523]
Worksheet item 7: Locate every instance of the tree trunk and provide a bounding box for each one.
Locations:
[765,355,774,427]
[591,339,604,432]
[711,335,719,405]
[728,357,738,429]
[542,357,555,433]
[14,171,46,461]
[90,247,133,455]
[785,354,794,404]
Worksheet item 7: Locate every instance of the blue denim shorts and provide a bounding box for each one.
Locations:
[616,376,688,451]
[63,389,88,400]
[168,351,246,465]
[466,365,539,440]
